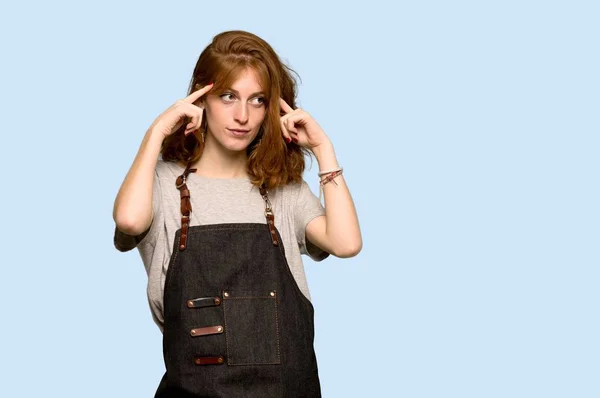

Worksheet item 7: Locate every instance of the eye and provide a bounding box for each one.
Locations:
[250,97,266,106]
[220,93,235,102]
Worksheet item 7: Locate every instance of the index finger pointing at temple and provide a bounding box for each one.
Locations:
[184,83,214,103]
[279,98,294,114]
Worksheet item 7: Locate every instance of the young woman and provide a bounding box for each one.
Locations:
[113,30,361,397]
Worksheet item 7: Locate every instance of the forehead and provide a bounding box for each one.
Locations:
[228,68,264,92]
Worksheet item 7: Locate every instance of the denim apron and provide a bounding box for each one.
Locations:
[154,163,322,397]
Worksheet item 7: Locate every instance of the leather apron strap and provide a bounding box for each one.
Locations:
[175,161,197,251]
[259,185,279,246]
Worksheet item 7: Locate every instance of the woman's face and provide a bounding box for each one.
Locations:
[203,67,267,153]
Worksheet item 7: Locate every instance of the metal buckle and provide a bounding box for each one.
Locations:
[176,175,187,189]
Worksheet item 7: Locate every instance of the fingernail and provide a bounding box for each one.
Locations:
[285,137,291,143]
[208,81,214,85]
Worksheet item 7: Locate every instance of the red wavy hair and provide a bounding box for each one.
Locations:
[161,30,310,189]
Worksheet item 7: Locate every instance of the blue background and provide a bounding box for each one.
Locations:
[1,1,598,396]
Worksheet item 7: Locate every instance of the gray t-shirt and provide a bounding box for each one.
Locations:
[114,160,328,332]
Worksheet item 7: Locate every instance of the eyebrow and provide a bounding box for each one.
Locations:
[226,88,265,97]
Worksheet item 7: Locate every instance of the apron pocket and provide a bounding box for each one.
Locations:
[222,290,281,365]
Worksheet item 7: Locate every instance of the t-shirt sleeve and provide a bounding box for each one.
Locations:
[113,169,163,252]
[294,180,330,262]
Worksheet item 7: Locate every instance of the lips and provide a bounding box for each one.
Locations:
[227,128,251,136]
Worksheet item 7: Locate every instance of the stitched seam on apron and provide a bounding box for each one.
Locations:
[223,297,231,365]
[274,297,281,364]
[186,225,269,231]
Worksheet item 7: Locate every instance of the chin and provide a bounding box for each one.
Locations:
[223,142,251,153]
[221,135,257,153]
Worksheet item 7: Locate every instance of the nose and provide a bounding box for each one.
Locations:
[233,102,249,125]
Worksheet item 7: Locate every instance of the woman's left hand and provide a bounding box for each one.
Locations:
[279,98,331,150]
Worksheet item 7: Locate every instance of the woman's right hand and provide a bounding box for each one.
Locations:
[149,83,214,139]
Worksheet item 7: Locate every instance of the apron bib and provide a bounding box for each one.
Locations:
[154,163,322,397]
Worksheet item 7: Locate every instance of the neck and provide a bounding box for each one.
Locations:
[192,136,249,179]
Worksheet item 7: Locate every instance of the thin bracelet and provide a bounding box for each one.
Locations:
[318,167,343,177]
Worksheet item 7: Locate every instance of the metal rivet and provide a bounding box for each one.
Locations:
[191,330,196,335]
[194,358,201,365]
[215,298,221,305]
[223,292,229,297]
[270,291,275,297]
[217,326,223,332]
[218,357,224,364]
[187,300,193,307]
